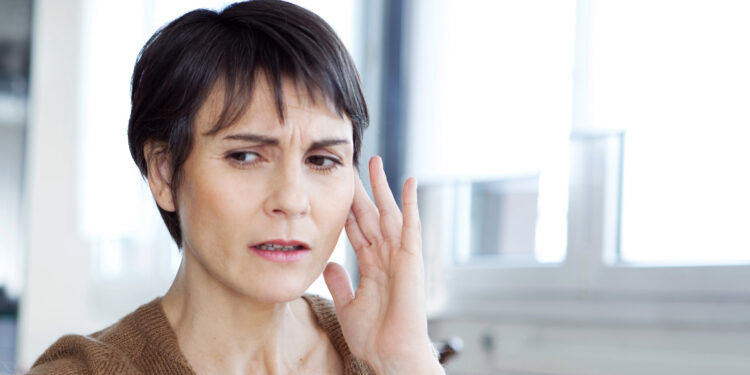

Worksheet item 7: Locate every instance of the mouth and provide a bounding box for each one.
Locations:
[251,239,310,251]
[249,239,311,263]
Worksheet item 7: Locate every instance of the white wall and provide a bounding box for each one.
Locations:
[431,317,750,375]
[17,0,87,368]
[15,0,171,370]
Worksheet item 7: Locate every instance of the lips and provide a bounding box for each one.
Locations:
[249,239,311,263]
[250,239,310,251]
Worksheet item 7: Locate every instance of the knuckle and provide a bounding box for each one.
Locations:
[345,215,358,226]
[366,230,384,245]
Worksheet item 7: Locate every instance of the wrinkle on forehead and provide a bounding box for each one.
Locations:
[197,73,344,137]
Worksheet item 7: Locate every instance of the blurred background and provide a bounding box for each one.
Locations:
[1,0,749,373]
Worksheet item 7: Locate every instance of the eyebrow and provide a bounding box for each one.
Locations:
[222,133,350,150]
[223,133,279,145]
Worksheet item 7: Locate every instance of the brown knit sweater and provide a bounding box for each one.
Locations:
[28,294,375,374]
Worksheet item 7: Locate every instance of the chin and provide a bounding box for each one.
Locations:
[237,273,316,304]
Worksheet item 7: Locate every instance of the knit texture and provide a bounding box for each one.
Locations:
[28,294,375,374]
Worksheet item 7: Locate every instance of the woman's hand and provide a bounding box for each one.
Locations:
[324,156,444,375]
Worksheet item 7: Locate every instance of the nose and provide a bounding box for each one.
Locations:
[263,161,311,219]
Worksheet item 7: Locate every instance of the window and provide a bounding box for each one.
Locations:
[588,0,750,265]
[406,0,576,269]
[406,0,750,319]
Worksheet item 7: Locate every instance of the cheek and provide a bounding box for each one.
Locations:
[311,173,355,237]
[177,163,257,249]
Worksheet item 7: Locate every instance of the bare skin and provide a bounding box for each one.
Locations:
[146,76,443,374]
[161,260,343,375]
[325,158,444,375]
[149,77,351,374]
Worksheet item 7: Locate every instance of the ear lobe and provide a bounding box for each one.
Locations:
[144,141,176,212]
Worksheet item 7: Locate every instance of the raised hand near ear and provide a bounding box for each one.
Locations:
[324,156,444,375]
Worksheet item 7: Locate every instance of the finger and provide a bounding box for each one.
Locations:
[323,262,355,311]
[351,173,383,244]
[401,177,423,256]
[345,210,370,250]
[369,156,402,241]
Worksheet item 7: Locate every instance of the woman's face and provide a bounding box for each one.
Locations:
[174,78,356,303]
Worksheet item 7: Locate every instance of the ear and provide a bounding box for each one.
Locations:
[144,141,176,212]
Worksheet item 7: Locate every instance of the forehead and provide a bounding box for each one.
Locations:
[195,76,352,138]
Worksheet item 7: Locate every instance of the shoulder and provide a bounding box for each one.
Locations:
[28,298,191,375]
[26,333,139,375]
[301,294,375,375]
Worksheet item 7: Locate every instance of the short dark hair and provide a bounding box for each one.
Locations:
[127,0,369,247]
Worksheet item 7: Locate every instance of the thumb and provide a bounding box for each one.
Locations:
[323,262,355,312]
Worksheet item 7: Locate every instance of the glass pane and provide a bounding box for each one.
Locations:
[419,176,566,265]
[407,0,576,264]
[589,0,750,264]
[469,178,539,259]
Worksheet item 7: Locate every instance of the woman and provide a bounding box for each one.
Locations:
[29,1,443,374]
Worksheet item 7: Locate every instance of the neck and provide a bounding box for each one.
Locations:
[161,253,320,375]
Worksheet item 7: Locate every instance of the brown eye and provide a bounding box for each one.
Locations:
[228,151,259,164]
[307,155,340,169]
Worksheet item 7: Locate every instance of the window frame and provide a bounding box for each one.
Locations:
[407,0,750,325]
